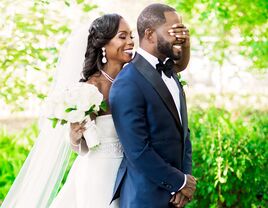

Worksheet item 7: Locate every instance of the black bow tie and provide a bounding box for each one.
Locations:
[156,59,174,78]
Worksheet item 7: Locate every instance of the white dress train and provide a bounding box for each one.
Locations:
[50,115,123,208]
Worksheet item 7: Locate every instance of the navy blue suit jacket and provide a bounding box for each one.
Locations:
[109,54,192,208]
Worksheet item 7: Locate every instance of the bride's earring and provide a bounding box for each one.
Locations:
[102,47,107,64]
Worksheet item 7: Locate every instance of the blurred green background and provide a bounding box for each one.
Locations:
[0,0,267,207]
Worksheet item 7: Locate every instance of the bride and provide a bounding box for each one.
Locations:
[2,13,134,208]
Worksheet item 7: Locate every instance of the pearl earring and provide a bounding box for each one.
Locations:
[102,47,107,64]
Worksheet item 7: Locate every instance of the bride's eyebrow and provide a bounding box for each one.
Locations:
[117,31,132,35]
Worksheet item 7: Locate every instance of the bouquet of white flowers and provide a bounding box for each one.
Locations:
[43,83,107,128]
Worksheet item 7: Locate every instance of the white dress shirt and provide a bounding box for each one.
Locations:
[136,47,186,192]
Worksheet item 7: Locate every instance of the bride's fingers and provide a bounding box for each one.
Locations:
[77,127,86,133]
[71,123,85,132]
[81,120,87,125]
[70,122,80,126]
[70,123,81,130]
[73,127,81,133]
[71,128,80,135]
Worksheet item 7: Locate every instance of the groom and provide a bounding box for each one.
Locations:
[110,3,196,208]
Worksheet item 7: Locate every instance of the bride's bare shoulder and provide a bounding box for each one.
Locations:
[85,74,102,89]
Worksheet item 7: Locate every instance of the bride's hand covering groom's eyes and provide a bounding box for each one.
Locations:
[168,24,189,39]
[168,23,190,48]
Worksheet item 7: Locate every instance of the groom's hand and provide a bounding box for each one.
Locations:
[180,174,196,200]
[169,174,196,207]
[170,192,189,207]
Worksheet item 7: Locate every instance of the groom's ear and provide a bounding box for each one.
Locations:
[144,28,156,44]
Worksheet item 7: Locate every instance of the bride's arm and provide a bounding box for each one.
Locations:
[70,122,89,155]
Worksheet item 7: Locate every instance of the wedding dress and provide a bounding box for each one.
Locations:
[50,114,123,208]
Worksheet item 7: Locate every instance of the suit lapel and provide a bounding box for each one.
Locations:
[172,73,188,139]
[132,54,183,134]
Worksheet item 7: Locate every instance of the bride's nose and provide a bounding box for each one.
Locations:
[127,37,134,46]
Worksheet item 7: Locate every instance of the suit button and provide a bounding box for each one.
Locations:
[161,182,172,189]
[166,184,172,189]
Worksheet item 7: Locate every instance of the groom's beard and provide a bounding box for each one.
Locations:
[157,34,182,61]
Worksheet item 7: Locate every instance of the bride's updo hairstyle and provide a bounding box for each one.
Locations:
[80,14,122,82]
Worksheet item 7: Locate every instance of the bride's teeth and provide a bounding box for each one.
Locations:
[124,50,133,54]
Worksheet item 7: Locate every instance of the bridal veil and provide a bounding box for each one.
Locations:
[2,23,90,208]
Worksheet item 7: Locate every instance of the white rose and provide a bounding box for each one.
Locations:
[54,102,69,120]
[66,109,85,123]
[64,88,79,107]
[89,90,103,111]
[66,83,103,112]
[42,91,67,119]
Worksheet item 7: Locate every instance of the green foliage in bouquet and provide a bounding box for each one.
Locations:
[187,107,268,207]
[50,100,108,128]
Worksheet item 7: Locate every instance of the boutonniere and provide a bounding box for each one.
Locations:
[176,73,187,87]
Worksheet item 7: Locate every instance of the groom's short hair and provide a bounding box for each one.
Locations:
[137,3,176,39]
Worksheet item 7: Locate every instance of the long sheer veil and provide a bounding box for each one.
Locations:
[1,23,90,208]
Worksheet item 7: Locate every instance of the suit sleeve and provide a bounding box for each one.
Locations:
[110,78,185,193]
[182,129,192,174]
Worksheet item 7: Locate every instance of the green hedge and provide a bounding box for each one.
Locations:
[188,107,268,207]
[0,123,77,205]
[0,107,267,207]
[0,124,37,203]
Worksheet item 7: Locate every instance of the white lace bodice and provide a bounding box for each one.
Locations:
[87,114,123,158]
[95,114,118,142]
